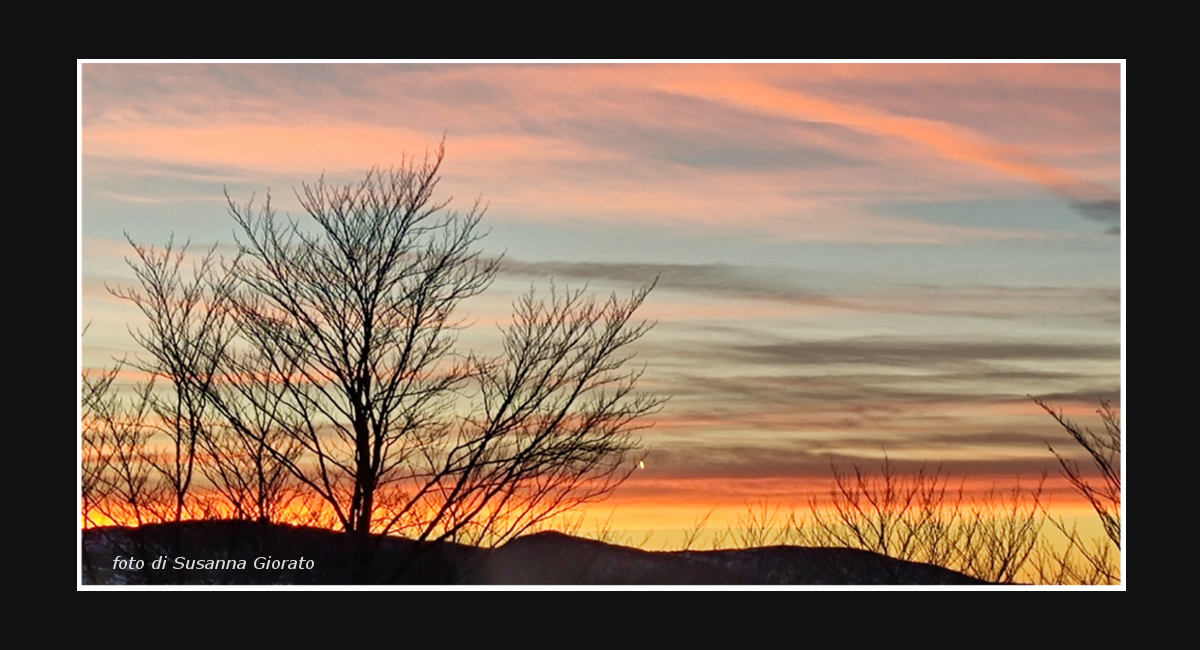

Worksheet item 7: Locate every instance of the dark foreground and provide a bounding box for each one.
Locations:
[81,520,987,585]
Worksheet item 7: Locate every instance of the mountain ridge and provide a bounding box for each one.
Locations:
[81,521,988,586]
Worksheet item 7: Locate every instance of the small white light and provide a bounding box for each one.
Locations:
[638,460,645,469]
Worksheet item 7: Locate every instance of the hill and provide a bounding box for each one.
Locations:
[81,521,986,586]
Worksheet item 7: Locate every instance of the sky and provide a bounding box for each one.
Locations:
[79,62,1123,539]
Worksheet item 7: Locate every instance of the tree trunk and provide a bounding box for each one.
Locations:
[352,414,375,583]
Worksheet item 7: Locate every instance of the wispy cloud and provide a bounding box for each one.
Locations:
[499,259,823,302]
[83,63,1120,241]
[658,75,1121,233]
[498,258,1120,322]
[719,337,1119,367]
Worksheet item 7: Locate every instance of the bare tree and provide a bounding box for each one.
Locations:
[396,282,662,548]
[81,336,121,529]
[210,148,493,580]
[81,353,174,583]
[85,380,164,527]
[952,480,1046,584]
[678,508,717,551]
[195,404,304,524]
[791,455,1046,583]
[804,455,957,562]
[1029,396,1122,584]
[1027,517,1120,585]
[194,144,662,580]
[108,237,239,522]
[80,335,117,583]
[730,499,789,549]
[1031,396,1121,548]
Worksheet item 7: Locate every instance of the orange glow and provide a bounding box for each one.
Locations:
[513,472,1100,531]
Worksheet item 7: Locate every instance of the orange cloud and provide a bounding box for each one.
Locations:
[658,78,1119,207]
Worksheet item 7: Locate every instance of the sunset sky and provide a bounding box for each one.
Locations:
[79,62,1124,539]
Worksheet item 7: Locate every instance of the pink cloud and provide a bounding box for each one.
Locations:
[657,76,1119,207]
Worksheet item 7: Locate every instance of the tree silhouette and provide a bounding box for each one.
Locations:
[108,238,239,523]
[1029,396,1121,584]
[403,282,661,548]
[81,327,121,530]
[112,143,663,580]
[1031,397,1121,548]
[792,456,1046,584]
